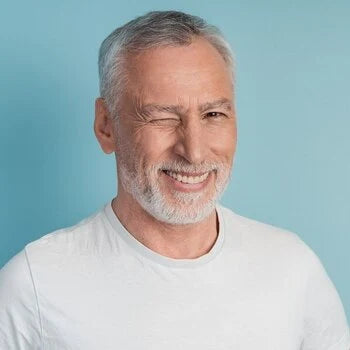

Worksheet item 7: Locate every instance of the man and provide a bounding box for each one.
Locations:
[0,10,349,350]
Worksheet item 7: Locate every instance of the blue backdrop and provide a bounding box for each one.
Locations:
[1,0,349,320]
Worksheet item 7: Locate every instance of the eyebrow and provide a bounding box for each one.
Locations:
[199,98,232,113]
[139,98,233,116]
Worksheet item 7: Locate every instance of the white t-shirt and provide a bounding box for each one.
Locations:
[0,201,349,350]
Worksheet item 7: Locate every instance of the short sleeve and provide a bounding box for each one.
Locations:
[0,248,42,350]
[301,249,350,350]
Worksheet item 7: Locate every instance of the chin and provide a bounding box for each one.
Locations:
[137,190,218,225]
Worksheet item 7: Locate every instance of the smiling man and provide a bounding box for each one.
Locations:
[96,33,236,258]
[0,10,349,350]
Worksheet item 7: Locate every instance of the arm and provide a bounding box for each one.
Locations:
[0,248,42,349]
[301,249,350,350]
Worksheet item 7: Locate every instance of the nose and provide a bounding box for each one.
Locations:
[173,118,206,164]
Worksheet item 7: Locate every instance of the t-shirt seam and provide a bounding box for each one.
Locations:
[327,329,350,350]
[300,246,349,350]
[301,247,319,344]
[218,205,227,250]
[24,246,44,349]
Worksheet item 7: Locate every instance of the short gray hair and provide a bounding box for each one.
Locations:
[98,10,235,119]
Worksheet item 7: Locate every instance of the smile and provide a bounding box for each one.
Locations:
[163,170,210,184]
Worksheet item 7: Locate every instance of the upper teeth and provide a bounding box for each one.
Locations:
[165,171,209,184]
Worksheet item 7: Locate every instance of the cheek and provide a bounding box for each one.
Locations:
[134,127,175,160]
[207,122,237,158]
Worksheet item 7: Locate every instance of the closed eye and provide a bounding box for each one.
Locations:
[149,118,180,125]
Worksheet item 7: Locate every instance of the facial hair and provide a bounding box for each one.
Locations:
[118,156,231,225]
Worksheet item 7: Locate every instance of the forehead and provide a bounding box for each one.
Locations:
[122,38,233,107]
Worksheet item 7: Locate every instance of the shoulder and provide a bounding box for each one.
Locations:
[219,206,350,347]
[24,206,109,260]
[1,205,111,279]
[0,248,33,292]
[0,249,42,347]
[218,204,320,269]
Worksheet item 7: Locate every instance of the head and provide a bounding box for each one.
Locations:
[95,11,237,225]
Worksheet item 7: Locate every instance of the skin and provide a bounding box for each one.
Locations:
[94,37,237,259]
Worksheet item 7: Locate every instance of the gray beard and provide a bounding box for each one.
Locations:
[117,159,231,225]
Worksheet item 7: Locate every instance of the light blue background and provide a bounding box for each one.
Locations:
[1,0,349,320]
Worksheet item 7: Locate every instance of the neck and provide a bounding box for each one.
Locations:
[111,190,219,259]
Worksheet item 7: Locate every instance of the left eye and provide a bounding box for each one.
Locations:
[205,112,224,118]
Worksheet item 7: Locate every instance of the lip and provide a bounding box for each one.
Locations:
[161,170,213,192]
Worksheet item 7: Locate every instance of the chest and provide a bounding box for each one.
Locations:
[35,256,304,350]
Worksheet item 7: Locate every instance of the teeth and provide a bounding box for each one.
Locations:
[166,171,209,184]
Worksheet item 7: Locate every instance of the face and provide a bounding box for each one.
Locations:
[115,38,237,224]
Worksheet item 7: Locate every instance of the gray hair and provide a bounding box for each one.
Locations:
[98,10,235,119]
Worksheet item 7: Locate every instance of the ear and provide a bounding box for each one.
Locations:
[94,98,117,154]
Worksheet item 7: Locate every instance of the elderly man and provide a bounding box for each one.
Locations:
[0,10,349,350]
